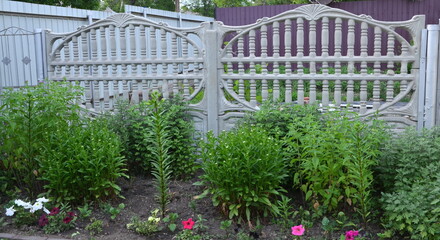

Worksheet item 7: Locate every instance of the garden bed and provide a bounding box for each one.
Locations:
[1,173,384,240]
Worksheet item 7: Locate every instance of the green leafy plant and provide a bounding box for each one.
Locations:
[39,118,127,204]
[220,220,232,230]
[106,95,196,179]
[102,203,125,220]
[78,203,93,218]
[126,209,161,236]
[128,209,161,235]
[285,110,387,215]
[163,212,179,232]
[274,195,298,229]
[239,101,320,139]
[0,81,82,198]
[174,229,206,240]
[146,91,173,216]
[377,128,440,239]
[193,214,208,233]
[85,218,103,236]
[198,126,287,223]
[41,204,77,234]
[345,120,387,226]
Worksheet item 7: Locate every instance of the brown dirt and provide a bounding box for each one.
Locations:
[1,173,383,240]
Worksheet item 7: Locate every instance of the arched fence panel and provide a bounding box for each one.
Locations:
[216,5,425,131]
[46,14,206,113]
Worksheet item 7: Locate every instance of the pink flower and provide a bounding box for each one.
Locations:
[345,230,359,240]
[49,207,60,216]
[63,216,73,224]
[38,214,49,227]
[182,218,195,230]
[67,211,76,217]
[291,225,305,236]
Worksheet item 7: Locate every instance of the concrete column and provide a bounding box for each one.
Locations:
[34,28,44,82]
[424,24,440,128]
[204,22,219,136]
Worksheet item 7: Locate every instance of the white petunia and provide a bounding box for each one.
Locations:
[5,206,16,216]
[14,199,32,209]
[30,201,43,213]
[36,197,49,203]
[43,207,50,214]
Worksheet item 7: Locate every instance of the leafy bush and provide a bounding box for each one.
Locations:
[106,95,196,178]
[239,101,320,139]
[285,110,387,218]
[199,126,287,222]
[39,119,127,204]
[0,81,82,197]
[378,128,440,239]
[126,209,161,236]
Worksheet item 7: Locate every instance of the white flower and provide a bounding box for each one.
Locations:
[30,201,43,213]
[43,207,50,214]
[14,199,32,209]
[36,197,49,203]
[5,206,16,216]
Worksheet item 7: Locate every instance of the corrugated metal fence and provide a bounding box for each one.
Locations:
[0,0,212,91]
[216,0,440,26]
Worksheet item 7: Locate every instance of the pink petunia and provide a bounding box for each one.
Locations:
[39,214,49,227]
[182,218,195,230]
[49,207,60,216]
[63,216,73,224]
[67,211,76,217]
[345,230,359,240]
[291,225,305,236]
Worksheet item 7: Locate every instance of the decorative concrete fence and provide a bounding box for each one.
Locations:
[44,5,437,134]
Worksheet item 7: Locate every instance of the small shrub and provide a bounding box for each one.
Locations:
[0,81,82,198]
[239,101,320,139]
[163,212,179,232]
[199,126,287,222]
[378,128,440,239]
[39,118,127,204]
[42,205,76,234]
[77,203,92,218]
[101,203,125,220]
[285,110,387,217]
[85,218,103,236]
[126,209,161,236]
[106,95,196,179]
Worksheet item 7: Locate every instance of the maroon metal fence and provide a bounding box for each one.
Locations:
[216,0,440,25]
[216,0,437,69]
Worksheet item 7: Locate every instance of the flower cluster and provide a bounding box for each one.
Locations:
[291,224,305,236]
[4,197,76,234]
[345,230,359,240]
[5,197,50,217]
[39,207,76,234]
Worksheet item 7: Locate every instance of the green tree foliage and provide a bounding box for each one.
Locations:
[182,0,215,17]
[213,0,252,8]
[15,0,100,10]
[102,0,175,12]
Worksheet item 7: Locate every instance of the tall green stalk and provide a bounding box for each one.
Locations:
[147,91,173,216]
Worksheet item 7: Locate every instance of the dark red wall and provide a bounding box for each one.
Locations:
[216,0,440,26]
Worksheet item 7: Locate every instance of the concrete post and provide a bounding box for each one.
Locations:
[34,28,45,82]
[424,24,440,128]
[204,22,219,136]
[418,29,428,130]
